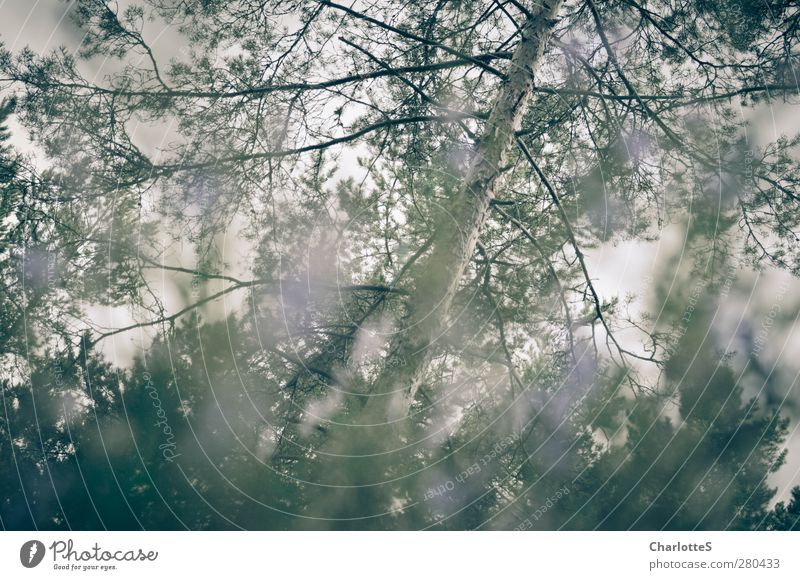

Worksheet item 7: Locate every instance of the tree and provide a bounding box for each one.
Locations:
[765,486,800,530]
[1,0,800,529]
[568,301,789,530]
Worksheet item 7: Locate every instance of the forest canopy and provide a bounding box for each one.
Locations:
[1,0,800,530]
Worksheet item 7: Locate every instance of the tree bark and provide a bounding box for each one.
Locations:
[362,0,566,423]
[301,2,565,520]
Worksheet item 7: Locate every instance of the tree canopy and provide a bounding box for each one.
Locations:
[1,0,799,530]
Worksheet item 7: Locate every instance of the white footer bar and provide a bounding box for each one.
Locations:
[1,532,797,578]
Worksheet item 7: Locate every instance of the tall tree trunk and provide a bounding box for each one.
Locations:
[302,1,565,523]
[362,0,566,423]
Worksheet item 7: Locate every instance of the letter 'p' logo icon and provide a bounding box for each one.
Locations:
[20,540,45,568]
